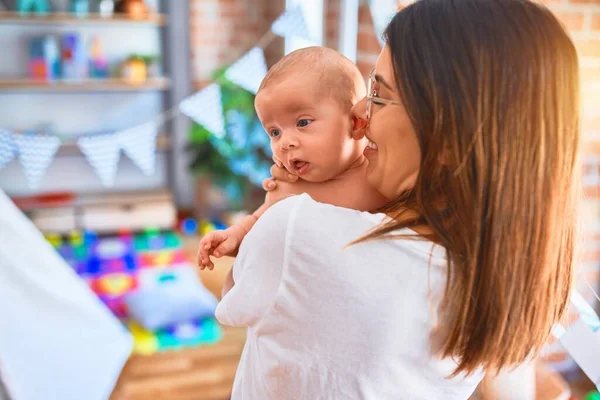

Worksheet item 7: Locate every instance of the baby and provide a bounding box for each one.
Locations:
[198,46,387,276]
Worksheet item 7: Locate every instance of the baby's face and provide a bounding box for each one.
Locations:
[255,78,359,182]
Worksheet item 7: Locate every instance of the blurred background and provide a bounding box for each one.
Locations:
[0,0,598,399]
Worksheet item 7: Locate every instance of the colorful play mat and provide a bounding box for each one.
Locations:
[47,229,222,355]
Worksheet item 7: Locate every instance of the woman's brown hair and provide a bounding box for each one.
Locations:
[363,0,581,375]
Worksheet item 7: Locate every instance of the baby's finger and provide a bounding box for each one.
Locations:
[263,178,277,191]
[270,164,298,182]
[213,242,232,258]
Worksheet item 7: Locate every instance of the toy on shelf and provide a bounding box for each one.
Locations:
[61,33,88,80]
[18,0,49,15]
[88,36,110,79]
[120,55,147,83]
[28,36,60,81]
[115,0,148,20]
[70,0,88,16]
[97,0,114,17]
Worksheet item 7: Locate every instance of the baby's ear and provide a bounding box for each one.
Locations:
[351,116,368,140]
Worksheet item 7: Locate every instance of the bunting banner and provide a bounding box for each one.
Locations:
[271,5,311,41]
[78,133,121,187]
[119,122,159,176]
[179,83,225,138]
[15,133,61,189]
[0,129,16,170]
[224,47,268,95]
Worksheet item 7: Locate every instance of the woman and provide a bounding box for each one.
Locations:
[217,0,581,398]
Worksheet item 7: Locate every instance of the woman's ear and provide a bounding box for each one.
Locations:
[351,116,368,140]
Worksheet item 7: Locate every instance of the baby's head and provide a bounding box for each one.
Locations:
[255,46,367,182]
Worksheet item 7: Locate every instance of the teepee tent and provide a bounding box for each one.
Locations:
[0,189,132,400]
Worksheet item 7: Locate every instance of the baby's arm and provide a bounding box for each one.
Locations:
[198,202,269,270]
[198,178,312,270]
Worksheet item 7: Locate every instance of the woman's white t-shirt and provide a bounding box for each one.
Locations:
[216,194,483,399]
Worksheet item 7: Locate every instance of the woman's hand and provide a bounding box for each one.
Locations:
[262,163,299,191]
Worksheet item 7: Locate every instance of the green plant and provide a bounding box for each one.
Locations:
[186,66,272,209]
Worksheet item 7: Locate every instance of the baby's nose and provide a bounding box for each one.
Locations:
[351,97,368,120]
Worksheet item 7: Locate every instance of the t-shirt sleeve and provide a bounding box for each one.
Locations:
[215,194,306,328]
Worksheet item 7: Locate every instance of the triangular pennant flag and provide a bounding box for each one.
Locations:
[15,133,61,189]
[179,83,225,138]
[271,5,311,41]
[224,47,268,94]
[78,133,121,187]
[119,122,159,176]
[368,1,397,47]
[0,129,17,170]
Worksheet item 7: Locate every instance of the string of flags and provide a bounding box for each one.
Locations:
[0,5,312,189]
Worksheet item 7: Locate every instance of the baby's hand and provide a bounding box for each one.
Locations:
[197,230,240,270]
[262,163,298,192]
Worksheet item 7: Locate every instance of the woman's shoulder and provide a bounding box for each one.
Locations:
[265,194,446,262]
[263,193,385,234]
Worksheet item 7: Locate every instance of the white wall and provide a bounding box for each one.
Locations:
[0,23,168,196]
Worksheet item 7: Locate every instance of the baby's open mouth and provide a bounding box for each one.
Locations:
[291,159,310,175]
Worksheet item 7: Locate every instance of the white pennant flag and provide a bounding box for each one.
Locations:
[179,83,225,138]
[119,122,159,176]
[224,47,268,94]
[78,133,121,187]
[0,129,17,170]
[368,0,398,47]
[271,5,311,41]
[15,133,61,189]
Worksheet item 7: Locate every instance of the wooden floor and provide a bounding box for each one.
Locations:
[110,326,245,400]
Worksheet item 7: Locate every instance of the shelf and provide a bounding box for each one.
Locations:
[0,77,171,92]
[0,11,166,26]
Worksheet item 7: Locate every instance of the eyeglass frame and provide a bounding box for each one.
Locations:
[366,69,402,120]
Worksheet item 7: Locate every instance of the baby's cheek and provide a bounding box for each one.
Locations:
[270,144,283,160]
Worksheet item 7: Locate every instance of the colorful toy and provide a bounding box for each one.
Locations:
[61,33,88,80]
[70,0,89,16]
[48,229,223,355]
[156,319,222,351]
[180,217,198,236]
[98,294,128,318]
[128,322,159,355]
[17,0,49,15]
[44,233,63,248]
[115,0,148,19]
[585,391,600,400]
[88,36,110,79]
[121,55,147,83]
[28,36,60,81]
[97,0,115,17]
[91,272,137,296]
[125,266,217,330]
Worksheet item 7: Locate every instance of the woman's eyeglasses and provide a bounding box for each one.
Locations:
[366,70,402,120]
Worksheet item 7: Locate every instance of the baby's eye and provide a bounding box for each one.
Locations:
[269,129,281,138]
[297,119,312,128]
